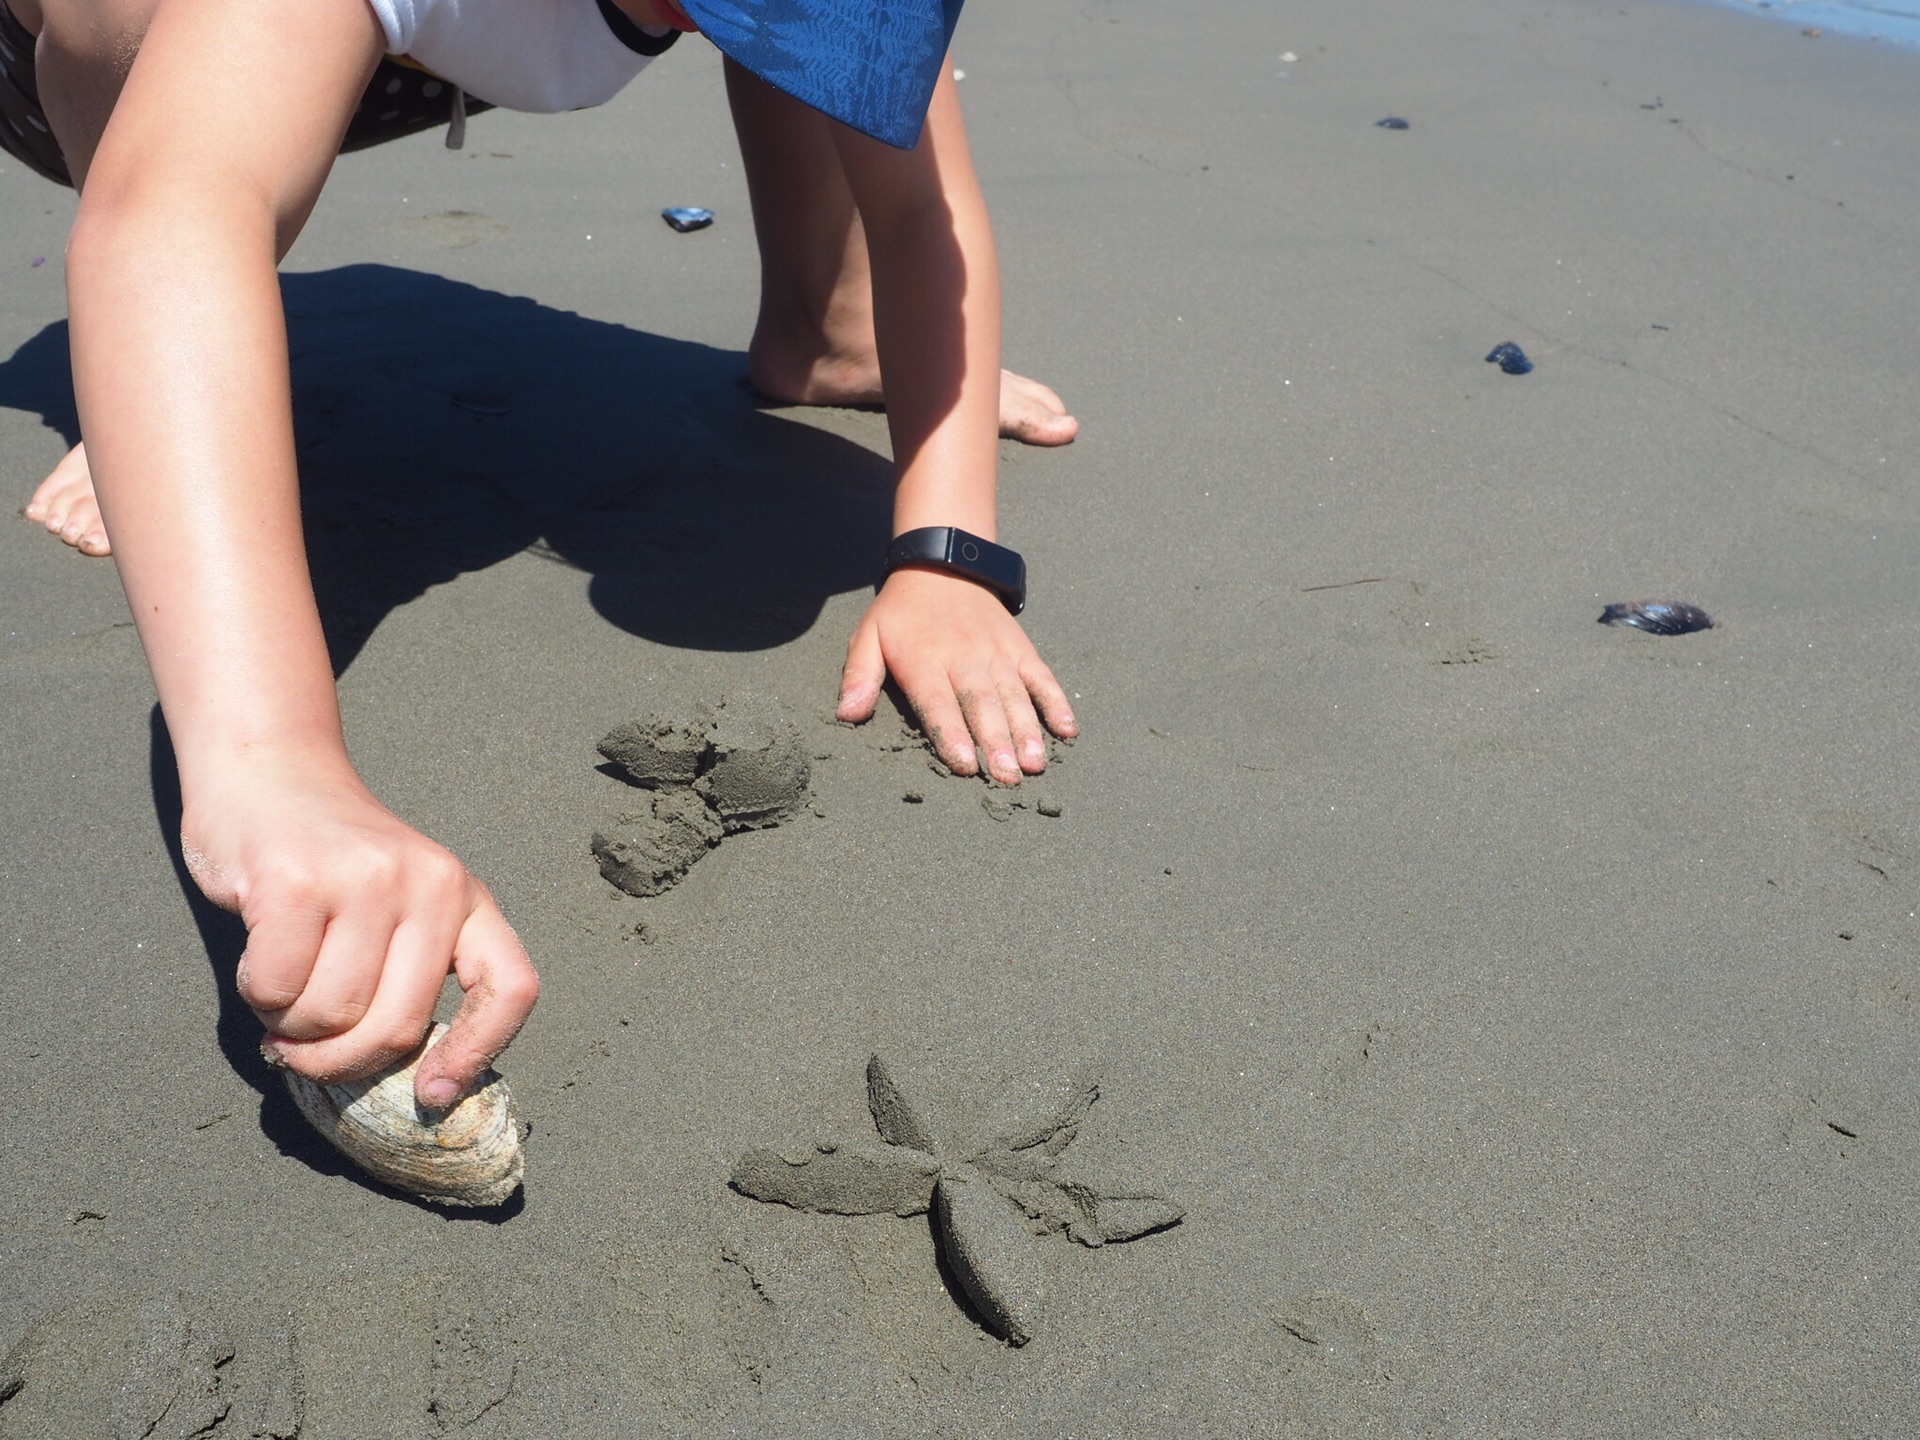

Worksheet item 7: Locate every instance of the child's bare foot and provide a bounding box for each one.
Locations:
[22,443,111,556]
[749,341,1079,447]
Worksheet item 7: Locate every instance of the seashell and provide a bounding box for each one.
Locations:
[660,206,714,233]
[1375,116,1411,130]
[1485,341,1534,375]
[1598,599,1714,635]
[282,1025,524,1207]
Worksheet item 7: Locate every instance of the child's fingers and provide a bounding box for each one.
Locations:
[956,669,1023,785]
[997,669,1049,775]
[1018,653,1078,739]
[235,906,330,1016]
[261,909,394,1040]
[836,616,886,722]
[263,909,455,1084]
[415,898,540,1108]
[895,662,979,775]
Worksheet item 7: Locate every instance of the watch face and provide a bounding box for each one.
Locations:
[951,532,1025,606]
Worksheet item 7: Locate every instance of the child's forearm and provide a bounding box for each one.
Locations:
[825,69,1076,782]
[51,0,540,1105]
[70,206,348,793]
[831,70,1002,538]
[64,0,381,795]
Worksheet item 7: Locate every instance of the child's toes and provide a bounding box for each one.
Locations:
[998,370,1079,447]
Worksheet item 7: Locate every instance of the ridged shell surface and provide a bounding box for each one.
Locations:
[283,1024,524,1207]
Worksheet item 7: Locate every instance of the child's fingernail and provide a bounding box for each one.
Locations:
[421,1078,460,1107]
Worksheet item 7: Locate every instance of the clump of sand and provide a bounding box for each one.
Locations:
[591,696,810,897]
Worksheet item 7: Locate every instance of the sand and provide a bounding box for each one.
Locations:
[593,697,811,895]
[4,0,1919,1433]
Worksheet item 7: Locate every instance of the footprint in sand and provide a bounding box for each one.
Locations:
[1269,1292,1383,1381]
[1260,1291,1411,1430]
[712,1242,784,1389]
[429,1291,517,1437]
[1810,806,1916,886]
[0,1290,302,1439]
[1296,579,1497,669]
[393,210,508,250]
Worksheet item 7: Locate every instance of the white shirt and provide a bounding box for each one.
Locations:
[362,0,672,112]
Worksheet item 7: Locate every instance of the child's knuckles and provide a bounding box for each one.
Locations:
[236,948,312,1007]
[489,961,541,1014]
[359,1015,436,1064]
[251,857,337,910]
[271,995,373,1040]
[411,848,471,901]
[238,974,304,1012]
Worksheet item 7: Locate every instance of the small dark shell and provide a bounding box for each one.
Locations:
[1485,341,1534,375]
[1375,116,1411,130]
[1598,600,1714,635]
[661,206,714,233]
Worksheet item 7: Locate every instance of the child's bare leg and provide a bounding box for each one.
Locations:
[23,442,110,555]
[18,0,142,561]
[13,0,150,562]
[723,58,1078,448]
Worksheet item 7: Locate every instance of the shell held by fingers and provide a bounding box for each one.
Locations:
[281,1024,524,1207]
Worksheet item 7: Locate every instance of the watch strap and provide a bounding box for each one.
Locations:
[884,527,1027,615]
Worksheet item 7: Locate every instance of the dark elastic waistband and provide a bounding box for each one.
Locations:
[594,0,683,57]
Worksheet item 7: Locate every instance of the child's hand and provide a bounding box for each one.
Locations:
[179,751,539,1108]
[836,567,1077,783]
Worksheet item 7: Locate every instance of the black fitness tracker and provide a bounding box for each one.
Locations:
[884,527,1027,615]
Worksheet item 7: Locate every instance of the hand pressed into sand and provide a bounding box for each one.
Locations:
[837,567,1076,785]
[182,751,539,1109]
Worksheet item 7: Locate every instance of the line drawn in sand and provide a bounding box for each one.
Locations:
[729,1055,1184,1346]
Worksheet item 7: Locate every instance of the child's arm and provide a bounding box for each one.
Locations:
[57,0,537,1103]
[825,70,1079,784]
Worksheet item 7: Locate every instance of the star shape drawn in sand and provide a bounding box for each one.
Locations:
[729,1055,1184,1345]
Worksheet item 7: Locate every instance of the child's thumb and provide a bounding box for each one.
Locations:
[837,621,885,722]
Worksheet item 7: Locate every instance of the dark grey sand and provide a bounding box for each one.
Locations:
[5,0,1920,1432]
[593,696,812,895]
[729,1055,1182,1344]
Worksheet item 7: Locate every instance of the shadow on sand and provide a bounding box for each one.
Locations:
[0,262,895,667]
[1,264,894,1209]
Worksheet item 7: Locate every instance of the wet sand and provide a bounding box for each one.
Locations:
[3,0,1918,1433]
